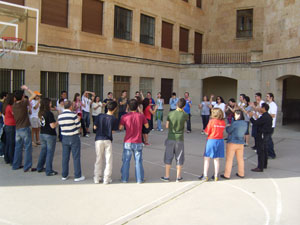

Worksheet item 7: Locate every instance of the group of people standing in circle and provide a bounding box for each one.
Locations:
[0,85,278,183]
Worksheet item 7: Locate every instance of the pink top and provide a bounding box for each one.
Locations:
[73,100,82,115]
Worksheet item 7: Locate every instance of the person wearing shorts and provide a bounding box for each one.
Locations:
[160,98,188,182]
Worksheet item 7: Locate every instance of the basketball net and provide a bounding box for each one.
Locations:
[0,37,23,57]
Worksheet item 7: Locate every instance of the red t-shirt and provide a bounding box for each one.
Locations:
[205,119,225,139]
[143,105,151,120]
[120,112,148,143]
[4,105,16,126]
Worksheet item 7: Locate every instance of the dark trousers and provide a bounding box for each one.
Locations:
[149,115,154,130]
[118,111,127,126]
[58,125,62,141]
[251,124,258,148]
[186,114,191,131]
[81,119,87,136]
[267,128,276,158]
[4,125,16,164]
[201,115,210,131]
[92,115,97,133]
[256,133,271,170]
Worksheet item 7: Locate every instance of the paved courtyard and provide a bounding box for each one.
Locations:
[0,116,299,225]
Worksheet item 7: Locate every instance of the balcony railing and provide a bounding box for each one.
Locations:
[194,52,251,64]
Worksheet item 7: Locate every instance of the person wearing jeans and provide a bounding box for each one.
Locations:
[198,95,211,134]
[36,98,58,176]
[58,100,84,182]
[81,91,95,134]
[156,92,164,131]
[266,93,277,159]
[183,92,192,133]
[12,86,37,172]
[2,93,16,164]
[121,143,144,183]
[119,99,149,183]
[13,127,34,171]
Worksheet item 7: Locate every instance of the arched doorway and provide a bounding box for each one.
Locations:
[282,76,300,125]
[202,76,237,102]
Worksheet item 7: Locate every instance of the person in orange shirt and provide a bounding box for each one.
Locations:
[199,108,226,181]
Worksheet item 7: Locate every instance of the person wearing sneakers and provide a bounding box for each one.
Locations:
[93,101,118,184]
[30,91,41,147]
[36,98,58,176]
[58,100,85,182]
[199,108,226,181]
[161,98,188,182]
[119,99,149,184]
[12,85,37,172]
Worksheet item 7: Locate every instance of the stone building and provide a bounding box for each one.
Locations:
[0,0,299,125]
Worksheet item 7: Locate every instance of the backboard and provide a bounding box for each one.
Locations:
[0,0,39,56]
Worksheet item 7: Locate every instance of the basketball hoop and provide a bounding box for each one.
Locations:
[0,36,23,57]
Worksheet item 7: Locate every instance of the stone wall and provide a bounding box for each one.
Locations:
[263,0,300,61]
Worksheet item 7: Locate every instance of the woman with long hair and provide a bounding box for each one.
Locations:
[73,93,87,137]
[241,96,252,147]
[221,110,248,179]
[212,96,226,117]
[142,98,157,145]
[2,93,16,164]
[92,96,102,133]
[36,98,58,176]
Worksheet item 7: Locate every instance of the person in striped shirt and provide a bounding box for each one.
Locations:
[58,100,85,182]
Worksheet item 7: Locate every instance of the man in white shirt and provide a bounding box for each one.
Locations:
[266,93,277,159]
[82,91,95,134]
[238,94,246,108]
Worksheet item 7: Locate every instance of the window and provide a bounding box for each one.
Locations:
[196,0,202,8]
[114,6,132,41]
[41,0,68,28]
[236,9,253,38]
[82,0,103,35]
[81,74,103,100]
[161,21,173,49]
[179,27,189,52]
[2,0,24,5]
[182,0,188,2]
[0,69,24,93]
[140,14,155,45]
[40,71,68,105]
[139,77,153,95]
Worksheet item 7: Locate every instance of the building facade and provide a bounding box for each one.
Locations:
[1,0,300,125]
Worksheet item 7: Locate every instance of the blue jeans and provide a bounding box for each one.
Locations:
[62,135,82,178]
[121,143,144,183]
[37,134,57,175]
[82,111,90,129]
[0,122,4,156]
[157,119,162,130]
[4,125,16,164]
[12,127,32,171]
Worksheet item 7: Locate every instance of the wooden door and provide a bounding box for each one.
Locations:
[194,32,203,64]
[161,78,173,104]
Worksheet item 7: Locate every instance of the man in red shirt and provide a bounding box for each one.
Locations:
[119,99,149,184]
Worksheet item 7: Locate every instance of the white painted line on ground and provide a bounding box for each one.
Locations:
[0,218,22,225]
[221,182,270,225]
[249,159,282,225]
[105,182,196,225]
[81,140,278,225]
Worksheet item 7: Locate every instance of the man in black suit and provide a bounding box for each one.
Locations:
[249,103,273,172]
